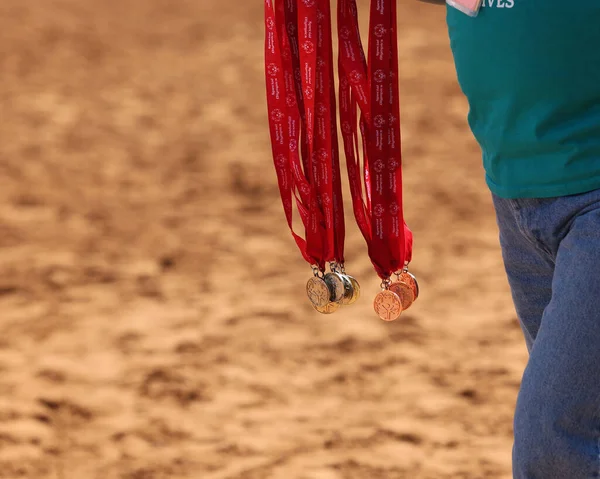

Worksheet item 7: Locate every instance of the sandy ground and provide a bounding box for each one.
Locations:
[0,1,526,478]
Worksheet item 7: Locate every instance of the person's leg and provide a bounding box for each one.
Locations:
[511,197,600,479]
[492,194,555,351]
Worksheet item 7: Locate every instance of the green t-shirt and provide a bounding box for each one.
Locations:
[447,1,600,198]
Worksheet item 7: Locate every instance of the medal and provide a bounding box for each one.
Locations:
[337,0,417,320]
[389,280,414,311]
[388,266,419,311]
[397,268,419,300]
[312,264,357,314]
[323,270,346,303]
[347,276,361,304]
[306,274,331,308]
[329,263,360,306]
[373,281,403,322]
[339,272,360,305]
[313,300,340,315]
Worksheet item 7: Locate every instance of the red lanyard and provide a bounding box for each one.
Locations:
[265,0,327,268]
[337,0,418,321]
[265,0,314,266]
[338,0,413,279]
[320,2,346,268]
[266,0,417,320]
[265,0,359,314]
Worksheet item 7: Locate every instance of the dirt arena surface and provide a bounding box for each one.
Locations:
[0,1,526,478]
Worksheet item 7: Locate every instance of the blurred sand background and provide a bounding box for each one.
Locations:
[0,1,526,478]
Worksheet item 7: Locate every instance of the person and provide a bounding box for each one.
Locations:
[420,1,600,477]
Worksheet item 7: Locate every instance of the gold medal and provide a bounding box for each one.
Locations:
[306,276,331,308]
[373,289,403,322]
[389,281,414,311]
[398,271,419,300]
[313,300,340,315]
[323,272,345,303]
[348,276,361,303]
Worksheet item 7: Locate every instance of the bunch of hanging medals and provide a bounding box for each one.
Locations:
[264,0,419,321]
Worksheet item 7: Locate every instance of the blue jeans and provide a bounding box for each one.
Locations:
[493,190,600,479]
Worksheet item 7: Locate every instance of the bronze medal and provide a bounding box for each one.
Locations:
[398,271,419,300]
[324,272,345,303]
[373,290,403,322]
[389,281,414,311]
[313,300,340,315]
[306,276,331,308]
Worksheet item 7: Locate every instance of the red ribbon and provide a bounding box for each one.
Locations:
[264,0,345,271]
[337,0,413,279]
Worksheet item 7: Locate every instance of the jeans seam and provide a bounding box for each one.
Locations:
[508,199,555,261]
